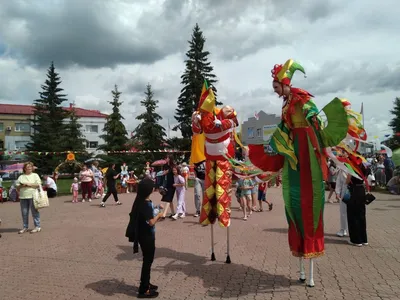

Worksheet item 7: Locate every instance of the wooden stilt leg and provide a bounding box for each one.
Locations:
[307,258,315,287]
[299,257,306,282]
[225,226,231,264]
[211,224,216,261]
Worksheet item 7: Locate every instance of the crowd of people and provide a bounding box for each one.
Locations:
[1,150,395,297]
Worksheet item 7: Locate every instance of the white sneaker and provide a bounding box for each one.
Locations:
[362,243,369,246]
[82,199,85,203]
[348,241,362,247]
[30,227,41,233]
[179,214,186,218]
[88,199,92,202]
[172,214,178,220]
[336,230,348,237]
[193,212,199,217]
[18,228,28,234]
[100,202,105,207]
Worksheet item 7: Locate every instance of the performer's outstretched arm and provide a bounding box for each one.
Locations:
[247,145,284,172]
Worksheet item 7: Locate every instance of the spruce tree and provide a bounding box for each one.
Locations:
[134,84,166,150]
[388,97,400,149]
[174,23,218,140]
[99,85,128,151]
[27,62,69,174]
[63,103,86,151]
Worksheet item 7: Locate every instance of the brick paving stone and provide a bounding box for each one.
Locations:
[1,188,400,299]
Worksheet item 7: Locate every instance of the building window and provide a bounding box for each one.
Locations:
[15,123,30,132]
[247,127,254,138]
[86,141,98,148]
[256,128,262,137]
[15,141,29,150]
[0,123,3,131]
[85,125,98,133]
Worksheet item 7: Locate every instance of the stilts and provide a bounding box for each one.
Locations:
[210,224,216,261]
[225,226,231,263]
[299,257,306,282]
[299,257,315,287]
[307,258,315,287]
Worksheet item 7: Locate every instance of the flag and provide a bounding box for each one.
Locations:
[360,102,363,115]
[198,79,215,113]
[254,111,259,120]
[190,133,206,164]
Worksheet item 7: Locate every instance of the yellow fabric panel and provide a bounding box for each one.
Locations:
[190,133,206,164]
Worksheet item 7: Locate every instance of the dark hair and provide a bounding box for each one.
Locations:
[172,166,181,175]
[167,155,175,167]
[136,178,155,200]
[126,178,155,253]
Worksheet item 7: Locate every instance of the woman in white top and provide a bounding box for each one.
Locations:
[16,162,42,234]
[335,169,349,237]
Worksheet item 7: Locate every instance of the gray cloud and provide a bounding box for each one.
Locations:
[298,61,400,96]
[0,1,170,68]
[0,0,342,70]
[0,0,398,142]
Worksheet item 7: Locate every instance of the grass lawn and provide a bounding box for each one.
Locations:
[2,178,78,196]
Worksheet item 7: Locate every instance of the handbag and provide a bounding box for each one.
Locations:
[365,193,376,205]
[159,174,168,196]
[33,185,49,209]
[342,189,351,204]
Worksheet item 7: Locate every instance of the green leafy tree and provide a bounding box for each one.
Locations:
[26,61,69,174]
[63,104,86,151]
[174,23,218,140]
[99,85,128,151]
[388,97,400,149]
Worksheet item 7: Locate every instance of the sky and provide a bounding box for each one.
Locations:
[0,0,398,141]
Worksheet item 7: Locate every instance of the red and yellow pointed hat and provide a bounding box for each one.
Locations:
[198,79,215,113]
[271,59,306,85]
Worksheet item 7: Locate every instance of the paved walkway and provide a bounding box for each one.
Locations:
[0,187,399,300]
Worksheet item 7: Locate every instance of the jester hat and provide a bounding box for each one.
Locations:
[198,79,216,113]
[271,59,306,86]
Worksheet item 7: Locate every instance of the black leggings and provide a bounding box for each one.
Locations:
[102,185,119,203]
[138,236,155,294]
[347,186,368,244]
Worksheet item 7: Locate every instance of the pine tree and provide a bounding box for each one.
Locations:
[388,97,400,149]
[63,103,86,151]
[134,84,166,151]
[26,62,69,174]
[99,85,128,151]
[174,23,218,140]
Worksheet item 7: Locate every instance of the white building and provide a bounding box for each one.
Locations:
[0,103,108,153]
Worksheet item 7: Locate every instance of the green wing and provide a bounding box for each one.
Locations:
[319,98,349,147]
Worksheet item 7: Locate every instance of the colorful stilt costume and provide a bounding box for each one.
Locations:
[247,59,350,287]
[191,80,238,263]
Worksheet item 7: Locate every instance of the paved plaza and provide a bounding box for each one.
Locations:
[0,187,400,300]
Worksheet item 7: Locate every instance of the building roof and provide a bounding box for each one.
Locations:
[0,103,107,118]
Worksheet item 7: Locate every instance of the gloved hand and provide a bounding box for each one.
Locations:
[214,119,222,127]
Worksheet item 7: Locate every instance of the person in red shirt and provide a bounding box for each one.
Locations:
[257,180,273,211]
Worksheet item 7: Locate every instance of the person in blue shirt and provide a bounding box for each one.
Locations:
[126,178,164,298]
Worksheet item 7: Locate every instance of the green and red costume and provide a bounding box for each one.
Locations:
[248,59,348,258]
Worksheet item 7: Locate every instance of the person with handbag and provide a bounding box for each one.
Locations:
[160,155,176,219]
[16,162,42,234]
[345,163,369,247]
[125,178,163,298]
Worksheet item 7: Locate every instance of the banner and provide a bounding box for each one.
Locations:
[0,149,190,155]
